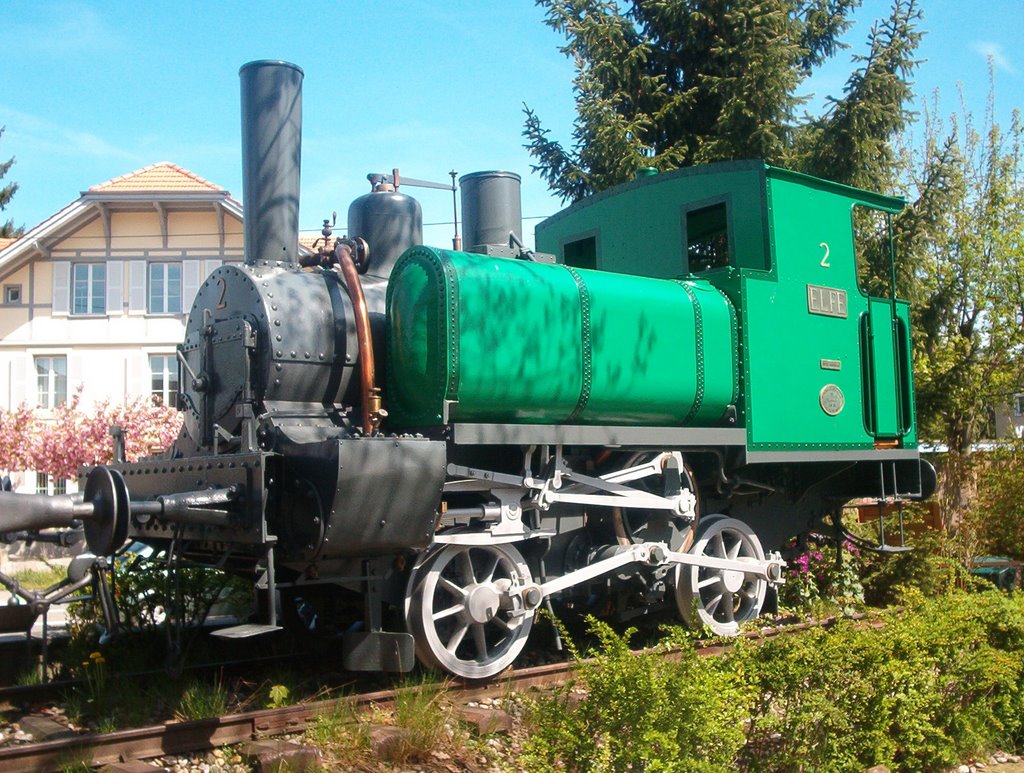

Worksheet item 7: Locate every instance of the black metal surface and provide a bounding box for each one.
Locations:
[348,188,423,280]
[342,631,415,672]
[179,265,358,443]
[270,433,445,561]
[460,170,522,254]
[451,422,748,447]
[239,60,303,268]
[113,452,269,548]
[0,493,77,534]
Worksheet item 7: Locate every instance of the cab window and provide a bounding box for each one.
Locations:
[852,205,895,298]
[684,202,730,272]
[563,234,597,270]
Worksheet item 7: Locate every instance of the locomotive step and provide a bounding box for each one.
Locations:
[210,623,283,639]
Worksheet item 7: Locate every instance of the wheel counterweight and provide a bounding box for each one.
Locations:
[675,517,767,636]
[405,542,533,679]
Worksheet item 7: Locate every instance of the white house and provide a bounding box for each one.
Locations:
[0,163,245,491]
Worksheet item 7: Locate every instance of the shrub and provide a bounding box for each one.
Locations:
[778,534,865,614]
[858,517,968,606]
[739,589,1024,771]
[526,591,1024,772]
[522,619,748,772]
[967,442,1024,560]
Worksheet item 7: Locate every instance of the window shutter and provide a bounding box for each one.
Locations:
[106,260,123,315]
[52,261,70,315]
[11,355,27,406]
[204,259,222,279]
[183,260,202,313]
[127,352,146,399]
[129,261,147,313]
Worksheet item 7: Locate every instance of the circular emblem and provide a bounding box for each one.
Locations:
[819,384,844,416]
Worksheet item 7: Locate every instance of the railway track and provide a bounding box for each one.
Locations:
[0,614,864,773]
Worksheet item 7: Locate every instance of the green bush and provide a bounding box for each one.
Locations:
[967,443,1024,560]
[522,619,748,772]
[778,535,865,615]
[858,520,968,607]
[526,591,1024,771]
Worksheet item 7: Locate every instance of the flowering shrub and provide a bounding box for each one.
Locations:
[0,403,37,472]
[779,534,865,613]
[0,386,183,480]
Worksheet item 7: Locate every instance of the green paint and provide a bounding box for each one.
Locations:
[386,247,736,426]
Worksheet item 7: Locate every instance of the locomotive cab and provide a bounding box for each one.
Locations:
[535,162,924,479]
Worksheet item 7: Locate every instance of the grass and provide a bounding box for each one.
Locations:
[9,564,67,590]
[175,677,230,721]
[304,701,370,769]
[391,677,457,757]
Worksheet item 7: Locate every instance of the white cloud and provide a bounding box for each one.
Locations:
[6,2,127,56]
[971,41,1018,76]
[0,104,140,164]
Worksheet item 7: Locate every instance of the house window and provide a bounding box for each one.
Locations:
[35,473,66,496]
[150,354,179,407]
[149,262,182,314]
[35,355,67,409]
[72,263,106,315]
[4,285,21,304]
[1014,394,1024,417]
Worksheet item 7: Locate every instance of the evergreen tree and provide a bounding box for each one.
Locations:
[524,0,921,201]
[0,125,22,239]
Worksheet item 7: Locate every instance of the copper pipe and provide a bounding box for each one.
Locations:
[335,239,383,434]
[611,507,631,546]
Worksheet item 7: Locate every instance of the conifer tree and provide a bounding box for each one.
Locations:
[0,125,22,239]
[525,0,922,201]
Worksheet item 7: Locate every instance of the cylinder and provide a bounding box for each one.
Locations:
[460,171,522,255]
[239,60,303,267]
[348,189,422,280]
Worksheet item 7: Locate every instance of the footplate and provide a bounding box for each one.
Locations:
[343,631,416,673]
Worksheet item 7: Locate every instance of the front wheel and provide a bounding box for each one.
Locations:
[404,542,534,679]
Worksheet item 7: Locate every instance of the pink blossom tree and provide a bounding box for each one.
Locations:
[0,387,183,482]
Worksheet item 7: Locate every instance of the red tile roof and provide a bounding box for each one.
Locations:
[0,236,19,252]
[89,162,224,193]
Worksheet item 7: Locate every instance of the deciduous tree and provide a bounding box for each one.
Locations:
[894,80,1024,522]
[0,389,183,482]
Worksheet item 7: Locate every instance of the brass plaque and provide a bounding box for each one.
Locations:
[807,284,848,318]
[820,384,845,416]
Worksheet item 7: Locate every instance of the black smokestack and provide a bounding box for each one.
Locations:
[239,60,303,267]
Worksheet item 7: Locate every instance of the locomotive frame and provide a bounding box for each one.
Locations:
[0,60,933,680]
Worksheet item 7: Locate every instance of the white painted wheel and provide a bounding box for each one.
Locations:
[405,542,533,679]
[675,517,767,636]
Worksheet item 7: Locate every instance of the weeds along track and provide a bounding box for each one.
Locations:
[0,614,872,773]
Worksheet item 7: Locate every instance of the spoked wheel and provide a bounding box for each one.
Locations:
[675,517,767,636]
[405,542,534,679]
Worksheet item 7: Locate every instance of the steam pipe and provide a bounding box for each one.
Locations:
[335,239,384,433]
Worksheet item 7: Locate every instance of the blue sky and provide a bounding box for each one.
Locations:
[1,1,1020,248]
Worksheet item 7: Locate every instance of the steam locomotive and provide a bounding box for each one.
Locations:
[0,61,934,679]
